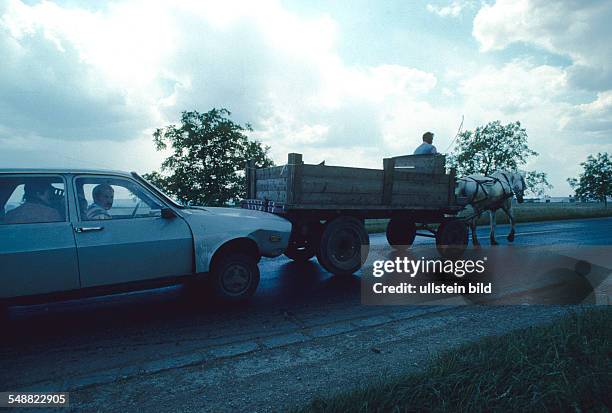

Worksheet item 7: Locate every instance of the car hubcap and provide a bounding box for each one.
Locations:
[221,264,251,295]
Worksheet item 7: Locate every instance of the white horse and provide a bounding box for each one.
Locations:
[456,171,527,246]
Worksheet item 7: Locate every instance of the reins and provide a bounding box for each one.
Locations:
[459,173,516,208]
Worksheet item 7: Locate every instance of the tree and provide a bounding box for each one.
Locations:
[567,153,612,206]
[145,108,273,206]
[525,171,553,198]
[448,120,551,196]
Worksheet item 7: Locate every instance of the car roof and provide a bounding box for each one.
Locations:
[0,168,134,177]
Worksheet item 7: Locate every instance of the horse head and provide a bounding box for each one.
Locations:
[506,171,526,203]
[516,171,527,203]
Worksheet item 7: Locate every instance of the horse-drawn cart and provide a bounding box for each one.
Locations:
[241,153,468,275]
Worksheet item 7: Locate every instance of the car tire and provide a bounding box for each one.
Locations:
[210,252,260,302]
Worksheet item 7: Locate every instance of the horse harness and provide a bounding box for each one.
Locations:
[461,173,514,209]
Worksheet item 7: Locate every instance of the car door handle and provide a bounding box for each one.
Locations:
[74,226,104,233]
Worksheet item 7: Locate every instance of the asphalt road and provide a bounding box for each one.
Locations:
[1,217,611,412]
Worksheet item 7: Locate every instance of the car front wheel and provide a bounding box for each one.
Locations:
[210,252,260,302]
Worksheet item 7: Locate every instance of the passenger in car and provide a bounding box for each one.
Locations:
[86,184,114,220]
[4,182,63,224]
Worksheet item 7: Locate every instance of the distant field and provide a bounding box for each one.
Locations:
[365,203,612,233]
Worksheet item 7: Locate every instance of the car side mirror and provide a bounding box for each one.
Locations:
[161,207,176,219]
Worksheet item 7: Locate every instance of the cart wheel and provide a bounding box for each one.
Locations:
[284,221,322,263]
[386,218,417,250]
[436,220,468,259]
[317,216,369,275]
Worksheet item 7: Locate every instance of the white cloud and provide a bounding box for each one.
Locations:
[459,60,568,114]
[561,91,612,138]
[0,133,167,173]
[0,0,174,140]
[0,0,441,172]
[313,64,437,108]
[473,0,612,90]
[427,0,474,17]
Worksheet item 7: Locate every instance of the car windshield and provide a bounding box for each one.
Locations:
[131,173,185,208]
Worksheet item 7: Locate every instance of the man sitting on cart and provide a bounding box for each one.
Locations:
[413,131,437,155]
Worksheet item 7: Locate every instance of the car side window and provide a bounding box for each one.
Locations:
[75,176,163,221]
[0,176,67,225]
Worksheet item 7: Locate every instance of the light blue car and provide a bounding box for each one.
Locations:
[0,169,291,314]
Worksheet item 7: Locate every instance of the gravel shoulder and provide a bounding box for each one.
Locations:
[70,306,575,412]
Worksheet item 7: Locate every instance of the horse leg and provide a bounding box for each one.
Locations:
[470,218,480,247]
[489,210,498,245]
[503,202,516,242]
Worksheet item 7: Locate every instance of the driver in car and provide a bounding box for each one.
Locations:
[4,181,63,224]
[86,184,114,220]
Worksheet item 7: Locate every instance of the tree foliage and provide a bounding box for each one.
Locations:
[449,120,551,197]
[144,109,273,206]
[525,171,553,198]
[567,153,612,205]
[449,120,535,175]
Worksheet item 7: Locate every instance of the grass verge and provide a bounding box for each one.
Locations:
[366,203,612,234]
[295,307,612,413]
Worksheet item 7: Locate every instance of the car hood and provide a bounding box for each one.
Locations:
[184,206,284,220]
[180,206,291,231]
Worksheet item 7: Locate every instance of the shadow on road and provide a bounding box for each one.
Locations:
[2,258,361,348]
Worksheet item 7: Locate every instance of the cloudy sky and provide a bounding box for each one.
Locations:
[1,0,611,196]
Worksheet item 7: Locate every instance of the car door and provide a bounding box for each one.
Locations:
[0,173,80,299]
[73,174,194,288]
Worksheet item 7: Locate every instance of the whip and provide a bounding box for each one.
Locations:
[444,115,464,153]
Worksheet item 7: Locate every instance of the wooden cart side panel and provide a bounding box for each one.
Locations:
[300,176,383,194]
[392,154,446,174]
[299,163,383,207]
[382,157,451,208]
[391,192,448,207]
[382,158,395,205]
[255,178,287,191]
[392,180,450,193]
[391,186,450,207]
[256,190,287,202]
[301,164,382,180]
[255,166,285,180]
[392,169,450,184]
[254,173,288,203]
[286,153,303,205]
[285,204,457,211]
[247,153,457,210]
[292,193,383,205]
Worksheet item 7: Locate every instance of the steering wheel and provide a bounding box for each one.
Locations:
[131,201,142,218]
[50,187,66,219]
